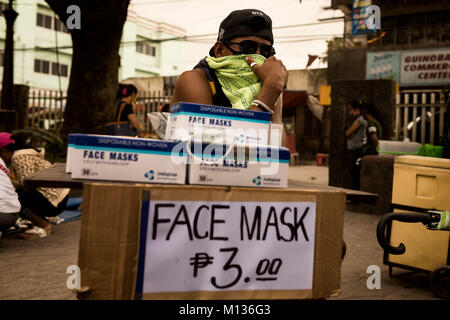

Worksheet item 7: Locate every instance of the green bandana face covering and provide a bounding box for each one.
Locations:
[205,54,266,110]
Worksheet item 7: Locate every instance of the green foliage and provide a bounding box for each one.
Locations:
[321,37,344,64]
[326,37,344,50]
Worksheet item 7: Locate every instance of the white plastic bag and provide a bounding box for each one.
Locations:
[147,112,170,139]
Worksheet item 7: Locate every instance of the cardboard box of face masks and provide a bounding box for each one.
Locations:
[66,133,81,173]
[69,134,187,184]
[187,142,290,188]
[67,133,122,173]
[77,183,345,300]
[166,102,271,146]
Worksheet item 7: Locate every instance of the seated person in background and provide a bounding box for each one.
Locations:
[0,133,20,237]
[170,9,288,146]
[8,137,70,235]
[345,100,367,190]
[361,103,382,156]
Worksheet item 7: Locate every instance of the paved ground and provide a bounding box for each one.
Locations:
[0,164,444,300]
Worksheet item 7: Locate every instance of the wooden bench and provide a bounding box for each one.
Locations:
[25,162,378,204]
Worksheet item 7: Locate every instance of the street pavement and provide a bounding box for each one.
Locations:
[0,164,444,300]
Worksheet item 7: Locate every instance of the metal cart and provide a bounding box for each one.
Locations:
[377,209,450,299]
[376,154,450,299]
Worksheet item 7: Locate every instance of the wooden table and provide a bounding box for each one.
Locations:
[24,162,378,204]
[24,162,377,299]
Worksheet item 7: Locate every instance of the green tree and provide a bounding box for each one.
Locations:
[321,37,343,64]
[45,0,130,136]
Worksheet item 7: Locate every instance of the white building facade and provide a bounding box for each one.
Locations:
[0,0,187,91]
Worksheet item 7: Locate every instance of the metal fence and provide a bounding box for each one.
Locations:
[395,89,447,145]
[28,89,66,135]
[27,88,448,145]
[27,89,174,135]
[135,89,173,132]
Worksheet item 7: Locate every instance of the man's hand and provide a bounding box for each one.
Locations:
[245,55,287,124]
[245,56,288,93]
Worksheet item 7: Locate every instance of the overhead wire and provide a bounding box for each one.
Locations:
[53,14,64,96]
[2,0,347,70]
[1,29,345,53]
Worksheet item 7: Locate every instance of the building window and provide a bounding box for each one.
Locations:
[136,41,156,57]
[0,52,4,66]
[51,62,68,77]
[44,15,52,29]
[35,59,68,77]
[35,59,50,74]
[145,45,156,56]
[54,17,69,33]
[136,42,144,53]
[368,10,450,48]
[61,65,68,77]
[37,12,44,26]
[36,12,69,33]
[37,13,52,29]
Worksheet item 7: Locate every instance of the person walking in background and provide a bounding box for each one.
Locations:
[361,102,382,156]
[345,100,367,190]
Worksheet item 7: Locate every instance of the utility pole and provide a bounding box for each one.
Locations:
[0,0,18,131]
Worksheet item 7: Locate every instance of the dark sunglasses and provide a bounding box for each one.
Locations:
[224,40,275,58]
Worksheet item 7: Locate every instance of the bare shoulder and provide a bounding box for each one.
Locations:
[170,69,212,105]
[178,69,206,82]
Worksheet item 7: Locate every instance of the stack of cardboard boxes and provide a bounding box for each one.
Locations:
[73,102,345,300]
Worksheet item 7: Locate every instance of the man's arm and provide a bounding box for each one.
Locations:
[346,120,361,137]
[370,132,379,154]
[170,69,213,106]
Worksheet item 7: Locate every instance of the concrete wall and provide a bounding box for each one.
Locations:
[294,105,330,161]
[122,76,164,93]
[329,79,396,188]
[286,68,327,96]
[327,48,367,84]
[359,155,395,214]
[159,39,187,76]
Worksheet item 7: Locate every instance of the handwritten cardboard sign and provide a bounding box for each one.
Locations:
[77,184,344,300]
[137,200,316,295]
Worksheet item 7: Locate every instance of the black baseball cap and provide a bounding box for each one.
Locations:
[209,9,274,57]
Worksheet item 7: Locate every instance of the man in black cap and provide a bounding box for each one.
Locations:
[170,9,288,128]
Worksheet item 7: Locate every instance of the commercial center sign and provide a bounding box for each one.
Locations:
[400,49,450,86]
[366,48,450,87]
